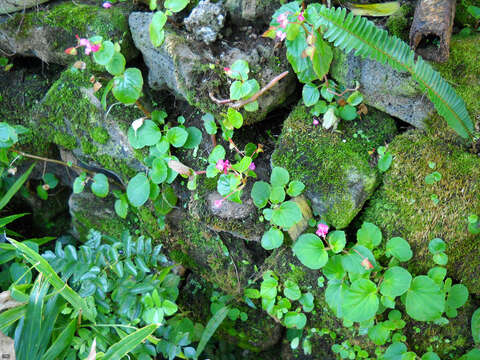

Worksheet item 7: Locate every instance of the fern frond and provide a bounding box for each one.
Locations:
[306,5,474,139]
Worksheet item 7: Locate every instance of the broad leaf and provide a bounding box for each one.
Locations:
[406,275,445,321]
[292,233,328,269]
[342,279,379,322]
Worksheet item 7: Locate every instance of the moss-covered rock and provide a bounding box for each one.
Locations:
[128,11,296,125]
[69,191,128,240]
[0,2,137,66]
[385,3,414,42]
[30,67,144,183]
[271,103,397,229]
[361,130,480,294]
[177,273,283,354]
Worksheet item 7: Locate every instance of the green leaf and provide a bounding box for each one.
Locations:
[311,37,333,80]
[284,312,307,329]
[149,11,167,46]
[271,201,302,229]
[472,308,480,344]
[328,230,346,253]
[251,181,271,208]
[195,306,229,360]
[162,299,178,316]
[406,275,445,321]
[43,173,58,189]
[287,180,305,197]
[325,280,345,317]
[103,324,159,360]
[128,120,161,149]
[293,233,328,269]
[93,40,115,66]
[284,280,301,301]
[467,5,480,19]
[357,222,382,249]
[229,59,249,81]
[386,237,412,262]
[433,252,448,265]
[115,198,128,218]
[165,0,189,12]
[260,277,278,300]
[127,173,150,207]
[245,288,260,299]
[150,158,168,184]
[378,152,393,172]
[381,342,407,360]
[202,113,217,135]
[421,352,440,360]
[380,266,412,298]
[342,279,379,322]
[208,145,225,164]
[112,68,143,104]
[106,52,126,76]
[368,323,390,345]
[302,83,320,107]
[167,127,189,148]
[0,213,28,228]
[8,239,96,321]
[231,156,252,173]
[91,173,109,198]
[339,104,357,121]
[341,245,376,274]
[323,255,346,281]
[73,173,86,194]
[428,238,446,254]
[286,33,316,83]
[428,267,447,285]
[261,228,284,250]
[269,186,286,204]
[270,167,290,187]
[347,91,363,106]
[299,292,314,312]
[36,185,48,200]
[183,126,202,149]
[0,163,34,211]
[226,108,243,129]
[230,81,244,100]
[446,284,468,309]
[41,319,76,360]
[244,100,259,112]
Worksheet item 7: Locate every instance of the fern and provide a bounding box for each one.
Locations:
[305,4,474,140]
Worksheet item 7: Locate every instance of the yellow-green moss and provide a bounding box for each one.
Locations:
[361,130,480,293]
[90,127,110,144]
[455,0,480,28]
[271,103,396,228]
[386,4,413,41]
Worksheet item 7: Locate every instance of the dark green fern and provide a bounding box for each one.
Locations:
[305,4,474,140]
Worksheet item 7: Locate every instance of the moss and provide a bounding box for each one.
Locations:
[361,130,480,293]
[386,4,413,41]
[81,139,98,155]
[271,103,396,228]
[426,34,480,143]
[53,133,77,149]
[90,127,109,144]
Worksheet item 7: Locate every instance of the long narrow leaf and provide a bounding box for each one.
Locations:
[41,318,76,360]
[0,163,35,211]
[306,5,474,139]
[0,304,26,332]
[0,213,28,228]
[102,324,159,360]
[195,306,229,360]
[7,238,96,321]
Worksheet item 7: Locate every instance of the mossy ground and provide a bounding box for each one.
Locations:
[362,130,480,293]
[271,103,396,229]
[386,3,414,42]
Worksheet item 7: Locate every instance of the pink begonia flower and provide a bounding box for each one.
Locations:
[298,11,305,22]
[361,257,374,270]
[102,2,112,8]
[249,162,256,171]
[216,159,231,174]
[316,223,329,239]
[277,12,289,28]
[276,30,287,41]
[75,35,100,55]
[313,119,319,126]
[214,199,224,208]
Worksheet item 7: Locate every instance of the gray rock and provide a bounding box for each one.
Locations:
[184,0,225,44]
[129,11,296,124]
[224,0,282,24]
[330,48,435,128]
[0,2,136,65]
[0,0,50,15]
[207,191,255,219]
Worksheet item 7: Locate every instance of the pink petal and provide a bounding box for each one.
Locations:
[102,2,112,8]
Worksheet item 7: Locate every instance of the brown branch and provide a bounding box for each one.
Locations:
[11,149,125,189]
[135,100,151,117]
[231,71,289,109]
[208,71,290,110]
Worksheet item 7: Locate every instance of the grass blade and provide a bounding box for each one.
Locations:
[0,304,26,332]
[41,318,76,360]
[0,213,28,228]
[195,306,229,360]
[102,324,159,360]
[0,163,35,211]
[7,238,96,322]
